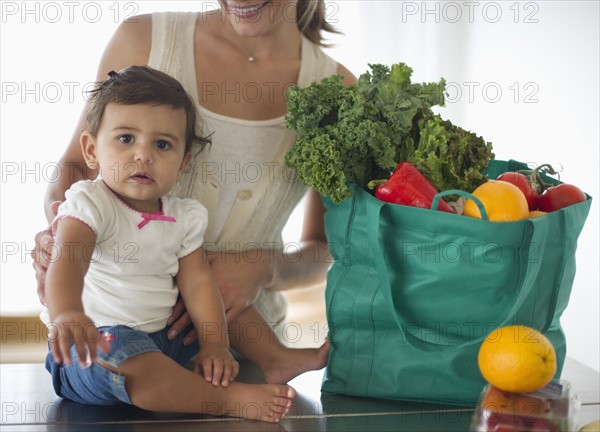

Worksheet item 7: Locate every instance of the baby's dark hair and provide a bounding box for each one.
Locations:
[86,66,210,154]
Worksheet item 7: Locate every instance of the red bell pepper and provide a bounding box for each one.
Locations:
[368,162,455,213]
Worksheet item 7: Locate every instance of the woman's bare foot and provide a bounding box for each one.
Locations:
[219,382,296,423]
[263,339,330,385]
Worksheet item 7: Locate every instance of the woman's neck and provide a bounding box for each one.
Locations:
[214,10,303,63]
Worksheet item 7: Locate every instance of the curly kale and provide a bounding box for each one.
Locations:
[286,73,398,202]
[285,63,493,204]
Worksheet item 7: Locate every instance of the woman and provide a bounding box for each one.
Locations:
[33,0,356,344]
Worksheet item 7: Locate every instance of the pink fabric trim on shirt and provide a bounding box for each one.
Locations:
[137,212,177,229]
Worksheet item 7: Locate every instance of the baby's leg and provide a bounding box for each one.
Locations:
[102,352,295,422]
[229,307,329,384]
[49,325,294,422]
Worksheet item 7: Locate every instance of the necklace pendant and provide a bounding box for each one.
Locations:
[248,56,255,62]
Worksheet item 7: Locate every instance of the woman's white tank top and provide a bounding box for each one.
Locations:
[148,11,338,323]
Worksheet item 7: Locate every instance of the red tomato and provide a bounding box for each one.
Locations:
[496,172,539,211]
[538,184,587,212]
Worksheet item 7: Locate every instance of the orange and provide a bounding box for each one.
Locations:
[478,325,557,393]
[528,210,547,218]
[464,180,529,222]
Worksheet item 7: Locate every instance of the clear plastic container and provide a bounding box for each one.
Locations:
[471,381,580,431]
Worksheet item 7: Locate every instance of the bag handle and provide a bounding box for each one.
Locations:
[431,189,488,220]
[366,197,549,352]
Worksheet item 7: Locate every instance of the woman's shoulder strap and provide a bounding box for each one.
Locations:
[297,36,339,88]
[148,12,198,73]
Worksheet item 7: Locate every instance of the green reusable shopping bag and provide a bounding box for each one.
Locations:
[321,160,591,405]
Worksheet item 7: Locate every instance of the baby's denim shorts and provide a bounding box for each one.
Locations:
[45,324,199,405]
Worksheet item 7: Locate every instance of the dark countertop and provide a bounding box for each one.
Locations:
[1,357,598,431]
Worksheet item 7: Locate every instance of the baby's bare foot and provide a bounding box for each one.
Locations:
[220,382,296,423]
[264,340,330,385]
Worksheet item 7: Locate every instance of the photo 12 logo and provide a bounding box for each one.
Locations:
[400,1,540,24]
[1,1,140,24]
[445,81,540,104]
[2,81,103,104]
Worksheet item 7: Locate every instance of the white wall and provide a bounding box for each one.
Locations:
[1,1,598,371]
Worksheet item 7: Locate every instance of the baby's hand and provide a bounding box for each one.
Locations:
[195,344,239,387]
[49,311,110,368]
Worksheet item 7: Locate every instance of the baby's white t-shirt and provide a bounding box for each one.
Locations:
[40,179,208,333]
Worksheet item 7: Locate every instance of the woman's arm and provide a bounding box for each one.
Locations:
[268,188,330,291]
[205,191,327,322]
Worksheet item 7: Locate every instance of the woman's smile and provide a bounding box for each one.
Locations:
[224,1,269,20]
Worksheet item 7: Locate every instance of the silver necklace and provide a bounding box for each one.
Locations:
[225,35,256,62]
[236,44,255,63]
[220,21,258,62]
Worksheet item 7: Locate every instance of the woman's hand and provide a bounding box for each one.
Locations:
[167,250,272,344]
[194,343,239,387]
[207,250,274,322]
[31,201,61,306]
[166,297,198,345]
